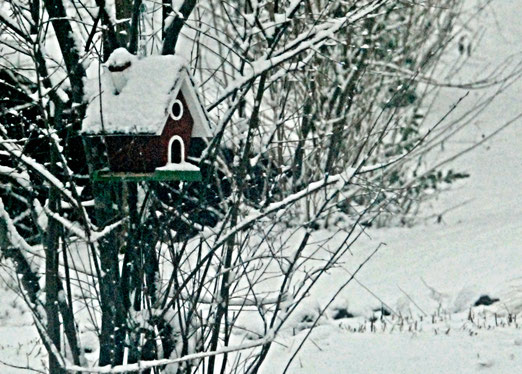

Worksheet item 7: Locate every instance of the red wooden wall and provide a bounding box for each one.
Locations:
[105,93,194,172]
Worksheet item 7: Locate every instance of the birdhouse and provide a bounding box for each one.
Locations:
[82,48,212,182]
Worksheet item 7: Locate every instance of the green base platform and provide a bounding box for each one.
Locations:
[93,169,202,182]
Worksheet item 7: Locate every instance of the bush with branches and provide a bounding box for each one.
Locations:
[0,0,516,373]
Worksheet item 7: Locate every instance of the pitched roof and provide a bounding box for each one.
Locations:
[82,49,212,137]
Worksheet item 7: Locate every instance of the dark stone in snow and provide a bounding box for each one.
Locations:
[332,308,354,320]
[373,306,391,316]
[474,295,500,307]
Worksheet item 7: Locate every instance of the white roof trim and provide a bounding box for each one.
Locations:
[156,68,212,138]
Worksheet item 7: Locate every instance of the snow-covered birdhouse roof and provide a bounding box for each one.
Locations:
[82,48,212,137]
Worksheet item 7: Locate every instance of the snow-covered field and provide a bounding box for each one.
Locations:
[261,1,522,373]
[0,280,42,372]
[0,1,520,374]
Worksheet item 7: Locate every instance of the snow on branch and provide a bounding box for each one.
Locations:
[0,165,32,190]
[209,167,358,249]
[43,207,89,241]
[64,334,274,373]
[0,7,32,42]
[91,219,126,242]
[0,126,78,208]
[43,206,124,244]
[0,198,38,255]
[212,0,391,107]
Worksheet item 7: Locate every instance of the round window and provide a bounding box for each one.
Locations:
[169,99,183,120]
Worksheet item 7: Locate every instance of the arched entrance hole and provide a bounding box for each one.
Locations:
[168,135,185,164]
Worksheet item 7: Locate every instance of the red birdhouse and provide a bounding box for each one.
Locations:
[82,48,212,181]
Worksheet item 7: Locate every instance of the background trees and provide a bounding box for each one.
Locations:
[0,0,512,373]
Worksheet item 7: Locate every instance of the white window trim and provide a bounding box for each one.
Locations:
[169,99,183,120]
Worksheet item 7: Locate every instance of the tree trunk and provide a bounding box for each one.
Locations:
[45,140,63,374]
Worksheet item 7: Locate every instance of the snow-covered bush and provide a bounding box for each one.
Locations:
[0,0,513,373]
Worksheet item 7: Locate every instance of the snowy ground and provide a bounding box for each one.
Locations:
[0,1,521,374]
[265,316,522,374]
[261,1,522,373]
[0,279,43,373]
